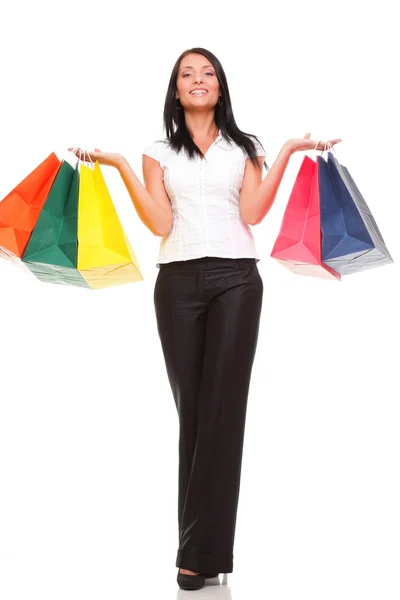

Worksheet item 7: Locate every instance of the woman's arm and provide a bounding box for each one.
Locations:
[68,148,172,237]
[241,134,342,226]
[118,156,173,237]
[241,141,294,226]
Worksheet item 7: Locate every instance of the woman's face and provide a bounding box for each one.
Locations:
[176,53,220,113]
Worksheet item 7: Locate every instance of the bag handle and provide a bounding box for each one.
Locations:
[313,139,339,158]
[325,139,339,158]
[69,147,95,170]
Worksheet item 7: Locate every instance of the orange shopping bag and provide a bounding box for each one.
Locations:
[0,153,61,263]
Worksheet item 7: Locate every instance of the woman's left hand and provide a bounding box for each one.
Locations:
[286,133,342,154]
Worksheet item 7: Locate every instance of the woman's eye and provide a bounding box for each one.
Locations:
[182,72,214,77]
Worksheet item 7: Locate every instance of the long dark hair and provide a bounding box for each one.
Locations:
[162,47,269,172]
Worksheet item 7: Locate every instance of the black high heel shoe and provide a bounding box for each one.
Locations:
[177,570,206,590]
[201,572,219,578]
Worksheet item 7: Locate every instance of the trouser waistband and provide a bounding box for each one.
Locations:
[158,256,258,270]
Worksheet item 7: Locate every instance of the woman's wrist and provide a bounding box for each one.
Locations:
[283,139,296,155]
[115,154,128,170]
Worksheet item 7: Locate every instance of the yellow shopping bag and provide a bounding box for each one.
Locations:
[77,161,143,289]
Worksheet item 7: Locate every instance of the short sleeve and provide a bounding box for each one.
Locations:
[242,136,267,160]
[142,140,161,162]
[251,137,266,157]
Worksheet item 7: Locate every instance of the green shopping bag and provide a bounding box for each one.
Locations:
[22,158,89,288]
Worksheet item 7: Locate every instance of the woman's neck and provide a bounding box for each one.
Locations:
[184,114,218,140]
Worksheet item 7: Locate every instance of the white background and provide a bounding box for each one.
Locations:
[0,0,399,598]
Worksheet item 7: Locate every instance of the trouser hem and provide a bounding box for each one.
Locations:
[176,548,233,573]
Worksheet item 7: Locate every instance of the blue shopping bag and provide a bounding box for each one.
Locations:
[317,151,393,275]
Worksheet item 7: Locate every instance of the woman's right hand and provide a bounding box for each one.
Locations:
[68,147,124,169]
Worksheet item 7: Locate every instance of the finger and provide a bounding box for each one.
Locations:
[72,149,88,161]
[94,148,102,152]
[309,139,323,149]
[320,139,342,151]
[303,133,311,139]
[316,140,330,151]
[83,151,94,162]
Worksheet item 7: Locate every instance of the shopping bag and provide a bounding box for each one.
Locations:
[77,161,143,289]
[0,153,61,263]
[319,150,393,275]
[22,158,89,288]
[270,155,341,280]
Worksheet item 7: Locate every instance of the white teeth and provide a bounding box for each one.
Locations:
[191,90,207,96]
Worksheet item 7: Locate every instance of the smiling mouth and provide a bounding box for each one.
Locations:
[190,90,208,96]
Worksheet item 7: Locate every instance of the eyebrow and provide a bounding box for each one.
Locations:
[180,65,214,71]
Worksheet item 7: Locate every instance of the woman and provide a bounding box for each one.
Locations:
[70,47,341,591]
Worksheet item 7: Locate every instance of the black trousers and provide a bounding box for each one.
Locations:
[153,256,263,574]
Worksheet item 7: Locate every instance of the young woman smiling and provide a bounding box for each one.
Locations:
[69,46,341,592]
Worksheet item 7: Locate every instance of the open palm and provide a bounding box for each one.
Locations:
[67,147,122,168]
[289,133,342,153]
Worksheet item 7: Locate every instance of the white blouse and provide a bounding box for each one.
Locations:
[142,129,267,266]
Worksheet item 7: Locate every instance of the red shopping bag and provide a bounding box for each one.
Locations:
[271,155,341,281]
[0,153,61,262]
